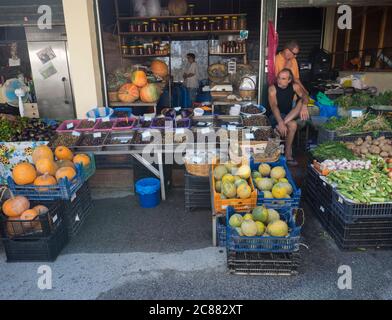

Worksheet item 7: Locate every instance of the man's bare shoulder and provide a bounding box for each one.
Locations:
[268,85,276,94]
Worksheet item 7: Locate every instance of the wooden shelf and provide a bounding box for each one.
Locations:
[110,102,157,107]
[122,54,170,59]
[119,30,242,37]
[118,14,247,21]
[209,52,246,56]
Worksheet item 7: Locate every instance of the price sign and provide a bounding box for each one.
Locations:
[228,125,236,131]
[176,128,185,134]
[351,110,363,118]
[66,122,74,129]
[93,132,102,138]
[72,131,81,137]
[245,133,255,140]
[142,131,151,141]
[201,128,210,135]
[102,117,110,122]
[144,115,153,121]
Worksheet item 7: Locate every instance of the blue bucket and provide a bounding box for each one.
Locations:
[135,178,161,208]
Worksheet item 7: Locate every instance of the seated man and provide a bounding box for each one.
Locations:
[268,68,309,166]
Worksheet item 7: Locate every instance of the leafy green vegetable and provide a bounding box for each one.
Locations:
[311,142,357,161]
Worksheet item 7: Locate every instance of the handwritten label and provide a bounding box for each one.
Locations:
[245,133,255,140]
[102,117,110,122]
[66,123,74,129]
[72,131,81,137]
[142,131,151,141]
[144,115,153,121]
[176,128,185,134]
[201,128,210,135]
[93,132,102,138]
[88,118,96,122]
[351,110,363,118]
[228,125,236,131]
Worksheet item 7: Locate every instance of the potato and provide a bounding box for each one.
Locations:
[346,143,355,150]
[360,147,368,154]
[370,146,381,154]
[355,138,364,146]
[373,140,380,146]
[380,152,389,158]
[382,145,392,153]
[365,136,372,142]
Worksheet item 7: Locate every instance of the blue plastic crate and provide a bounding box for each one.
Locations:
[226,206,301,253]
[250,156,301,209]
[216,216,226,247]
[7,165,84,201]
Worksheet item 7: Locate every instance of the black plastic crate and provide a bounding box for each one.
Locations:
[227,251,300,276]
[317,128,392,144]
[184,173,212,212]
[2,220,68,262]
[185,173,210,190]
[0,201,65,240]
[64,183,93,237]
[331,188,392,223]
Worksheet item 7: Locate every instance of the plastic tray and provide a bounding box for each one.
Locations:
[75,119,99,132]
[92,119,115,132]
[102,131,133,152]
[56,120,81,133]
[112,117,137,131]
[226,206,301,253]
[150,117,174,129]
[250,156,301,210]
[175,118,191,129]
[74,133,108,152]
[7,165,84,201]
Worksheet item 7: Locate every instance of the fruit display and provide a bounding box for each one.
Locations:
[49,134,80,148]
[345,136,392,159]
[150,60,169,78]
[242,115,270,127]
[241,105,263,115]
[252,164,294,200]
[77,120,96,130]
[228,206,289,237]
[118,83,140,103]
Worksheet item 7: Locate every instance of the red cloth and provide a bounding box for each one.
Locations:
[267,21,279,86]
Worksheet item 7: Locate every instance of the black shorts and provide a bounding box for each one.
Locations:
[269,113,287,128]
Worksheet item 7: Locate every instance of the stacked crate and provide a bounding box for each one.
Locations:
[184,172,211,212]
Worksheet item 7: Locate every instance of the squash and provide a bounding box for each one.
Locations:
[2,196,30,217]
[168,0,188,15]
[140,83,160,103]
[55,146,74,161]
[32,145,54,164]
[131,70,148,88]
[12,162,37,185]
[33,205,49,215]
[20,209,41,231]
[73,154,91,167]
[35,158,58,176]
[151,60,169,78]
[118,83,139,103]
[56,159,76,170]
[34,174,57,192]
[55,167,76,182]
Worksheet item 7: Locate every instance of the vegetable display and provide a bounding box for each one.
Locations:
[334,91,392,110]
[345,136,392,159]
[311,142,356,161]
[316,159,371,176]
[322,114,392,134]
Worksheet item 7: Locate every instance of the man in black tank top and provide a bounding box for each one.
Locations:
[268,69,309,166]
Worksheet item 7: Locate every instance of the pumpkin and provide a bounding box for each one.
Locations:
[12,162,37,185]
[6,216,24,237]
[168,0,188,15]
[55,146,74,161]
[140,83,160,103]
[32,145,54,164]
[55,167,76,182]
[2,196,30,217]
[36,158,58,176]
[118,83,139,103]
[73,154,91,167]
[56,160,76,170]
[20,209,41,231]
[131,70,148,88]
[33,205,49,215]
[151,60,169,78]
[34,174,57,192]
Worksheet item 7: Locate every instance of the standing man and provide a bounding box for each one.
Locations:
[268,69,309,166]
[183,53,199,103]
[275,40,308,95]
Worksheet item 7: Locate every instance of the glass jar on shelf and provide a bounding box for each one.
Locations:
[136,22,142,32]
[121,45,129,56]
[130,45,138,56]
[231,16,238,30]
[159,22,167,33]
[215,17,222,31]
[186,17,193,31]
[239,16,247,30]
[129,22,136,32]
[138,45,145,55]
[142,21,149,32]
[150,18,158,32]
[153,41,161,53]
[173,23,179,32]
[223,16,230,30]
[208,19,215,31]
[188,4,195,15]
[193,17,200,31]
[146,43,154,55]
[201,17,208,31]
[179,18,186,32]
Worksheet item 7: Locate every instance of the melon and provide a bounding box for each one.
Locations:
[222,182,237,198]
[256,178,274,191]
[237,184,251,199]
[237,165,251,179]
[270,166,286,180]
[222,174,235,184]
[255,221,265,236]
[267,220,289,237]
[258,163,271,177]
[252,171,262,180]
[252,206,269,223]
[241,220,258,237]
[234,178,247,188]
[140,83,160,103]
[243,213,253,221]
[215,181,222,193]
[235,227,244,236]
[267,209,280,224]
[225,162,238,173]
[280,182,293,195]
[151,60,169,78]
[131,70,148,88]
[214,165,228,181]
[229,214,243,228]
[263,191,274,199]
[272,183,288,199]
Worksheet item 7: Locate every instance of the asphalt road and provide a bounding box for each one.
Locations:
[1,190,392,300]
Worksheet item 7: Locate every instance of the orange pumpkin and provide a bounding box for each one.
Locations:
[12,162,37,185]
[73,154,91,167]
[2,196,30,217]
[36,158,58,176]
[55,167,76,182]
[32,145,54,164]
[34,174,57,192]
[56,160,76,170]
[20,209,41,231]
[140,83,160,103]
[55,146,74,161]
[131,70,148,88]
[118,83,140,103]
[151,60,169,78]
